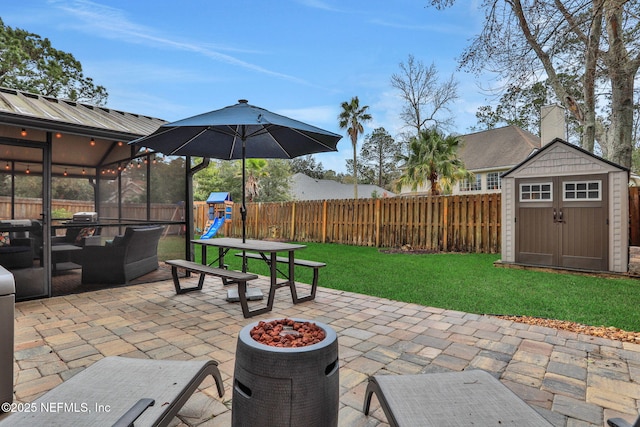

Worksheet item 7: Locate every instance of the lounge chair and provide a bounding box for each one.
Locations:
[363,370,553,426]
[0,356,224,427]
[608,416,640,427]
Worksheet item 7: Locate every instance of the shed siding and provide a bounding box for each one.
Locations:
[609,171,629,272]
[501,178,516,262]
[509,144,615,178]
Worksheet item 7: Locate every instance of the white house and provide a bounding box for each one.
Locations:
[290,173,394,201]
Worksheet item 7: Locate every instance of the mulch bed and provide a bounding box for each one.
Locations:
[495,315,640,344]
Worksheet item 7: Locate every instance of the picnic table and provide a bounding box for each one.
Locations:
[191,238,321,315]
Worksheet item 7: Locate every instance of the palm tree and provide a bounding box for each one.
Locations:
[338,96,372,199]
[244,159,267,202]
[395,128,471,195]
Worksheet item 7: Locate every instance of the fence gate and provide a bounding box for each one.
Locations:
[515,174,608,270]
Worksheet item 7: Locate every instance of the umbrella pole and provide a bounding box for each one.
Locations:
[241,130,248,272]
[241,131,247,244]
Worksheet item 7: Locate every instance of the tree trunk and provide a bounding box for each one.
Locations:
[352,139,358,199]
[603,0,639,168]
[608,72,634,167]
[580,0,603,153]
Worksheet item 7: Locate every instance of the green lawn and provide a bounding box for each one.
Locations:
[202,241,640,332]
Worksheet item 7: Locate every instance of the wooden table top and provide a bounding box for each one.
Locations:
[193,238,306,252]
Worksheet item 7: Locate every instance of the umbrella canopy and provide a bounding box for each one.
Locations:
[130,100,342,241]
[130,99,341,159]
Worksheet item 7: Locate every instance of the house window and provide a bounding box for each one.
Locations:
[520,182,552,201]
[563,180,601,201]
[460,175,482,192]
[487,172,501,190]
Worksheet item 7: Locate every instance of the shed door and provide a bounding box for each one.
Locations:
[515,175,608,271]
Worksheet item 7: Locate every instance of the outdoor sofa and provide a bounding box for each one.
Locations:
[81,226,164,284]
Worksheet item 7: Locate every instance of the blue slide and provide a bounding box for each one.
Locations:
[200,217,224,239]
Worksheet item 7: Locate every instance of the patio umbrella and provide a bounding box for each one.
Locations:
[130,99,342,242]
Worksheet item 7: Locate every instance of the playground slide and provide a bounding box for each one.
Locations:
[200,217,224,239]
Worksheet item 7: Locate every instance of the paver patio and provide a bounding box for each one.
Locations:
[2,274,640,426]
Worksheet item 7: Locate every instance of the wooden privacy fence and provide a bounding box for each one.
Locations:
[195,194,502,253]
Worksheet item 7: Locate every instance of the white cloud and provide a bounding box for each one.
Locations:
[48,0,311,85]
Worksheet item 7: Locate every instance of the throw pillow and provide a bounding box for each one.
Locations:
[0,233,10,247]
[74,227,95,245]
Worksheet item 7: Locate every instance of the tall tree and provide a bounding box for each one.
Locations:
[359,127,402,189]
[430,0,640,168]
[390,54,459,136]
[257,159,292,202]
[395,128,470,195]
[0,18,108,104]
[290,155,326,179]
[338,96,372,199]
[473,79,583,144]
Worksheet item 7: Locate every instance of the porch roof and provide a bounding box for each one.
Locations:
[0,87,166,177]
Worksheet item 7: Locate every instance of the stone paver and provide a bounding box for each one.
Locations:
[2,275,640,426]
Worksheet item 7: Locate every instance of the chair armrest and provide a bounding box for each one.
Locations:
[112,398,155,427]
[10,237,33,248]
[51,236,68,245]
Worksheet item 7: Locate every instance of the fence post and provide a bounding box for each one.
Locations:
[375,198,381,248]
[442,197,448,252]
[322,200,327,243]
[290,202,296,241]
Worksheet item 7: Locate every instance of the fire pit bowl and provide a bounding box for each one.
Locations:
[232,318,339,427]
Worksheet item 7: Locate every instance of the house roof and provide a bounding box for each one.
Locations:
[458,125,541,171]
[291,173,395,200]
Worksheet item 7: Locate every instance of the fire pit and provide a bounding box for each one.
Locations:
[232,318,339,427]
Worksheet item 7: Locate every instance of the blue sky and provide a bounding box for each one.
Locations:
[3,0,493,173]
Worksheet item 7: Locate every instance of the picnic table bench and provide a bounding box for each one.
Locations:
[165,259,265,318]
[235,252,325,302]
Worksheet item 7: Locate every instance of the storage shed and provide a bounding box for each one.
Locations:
[501,138,629,273]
